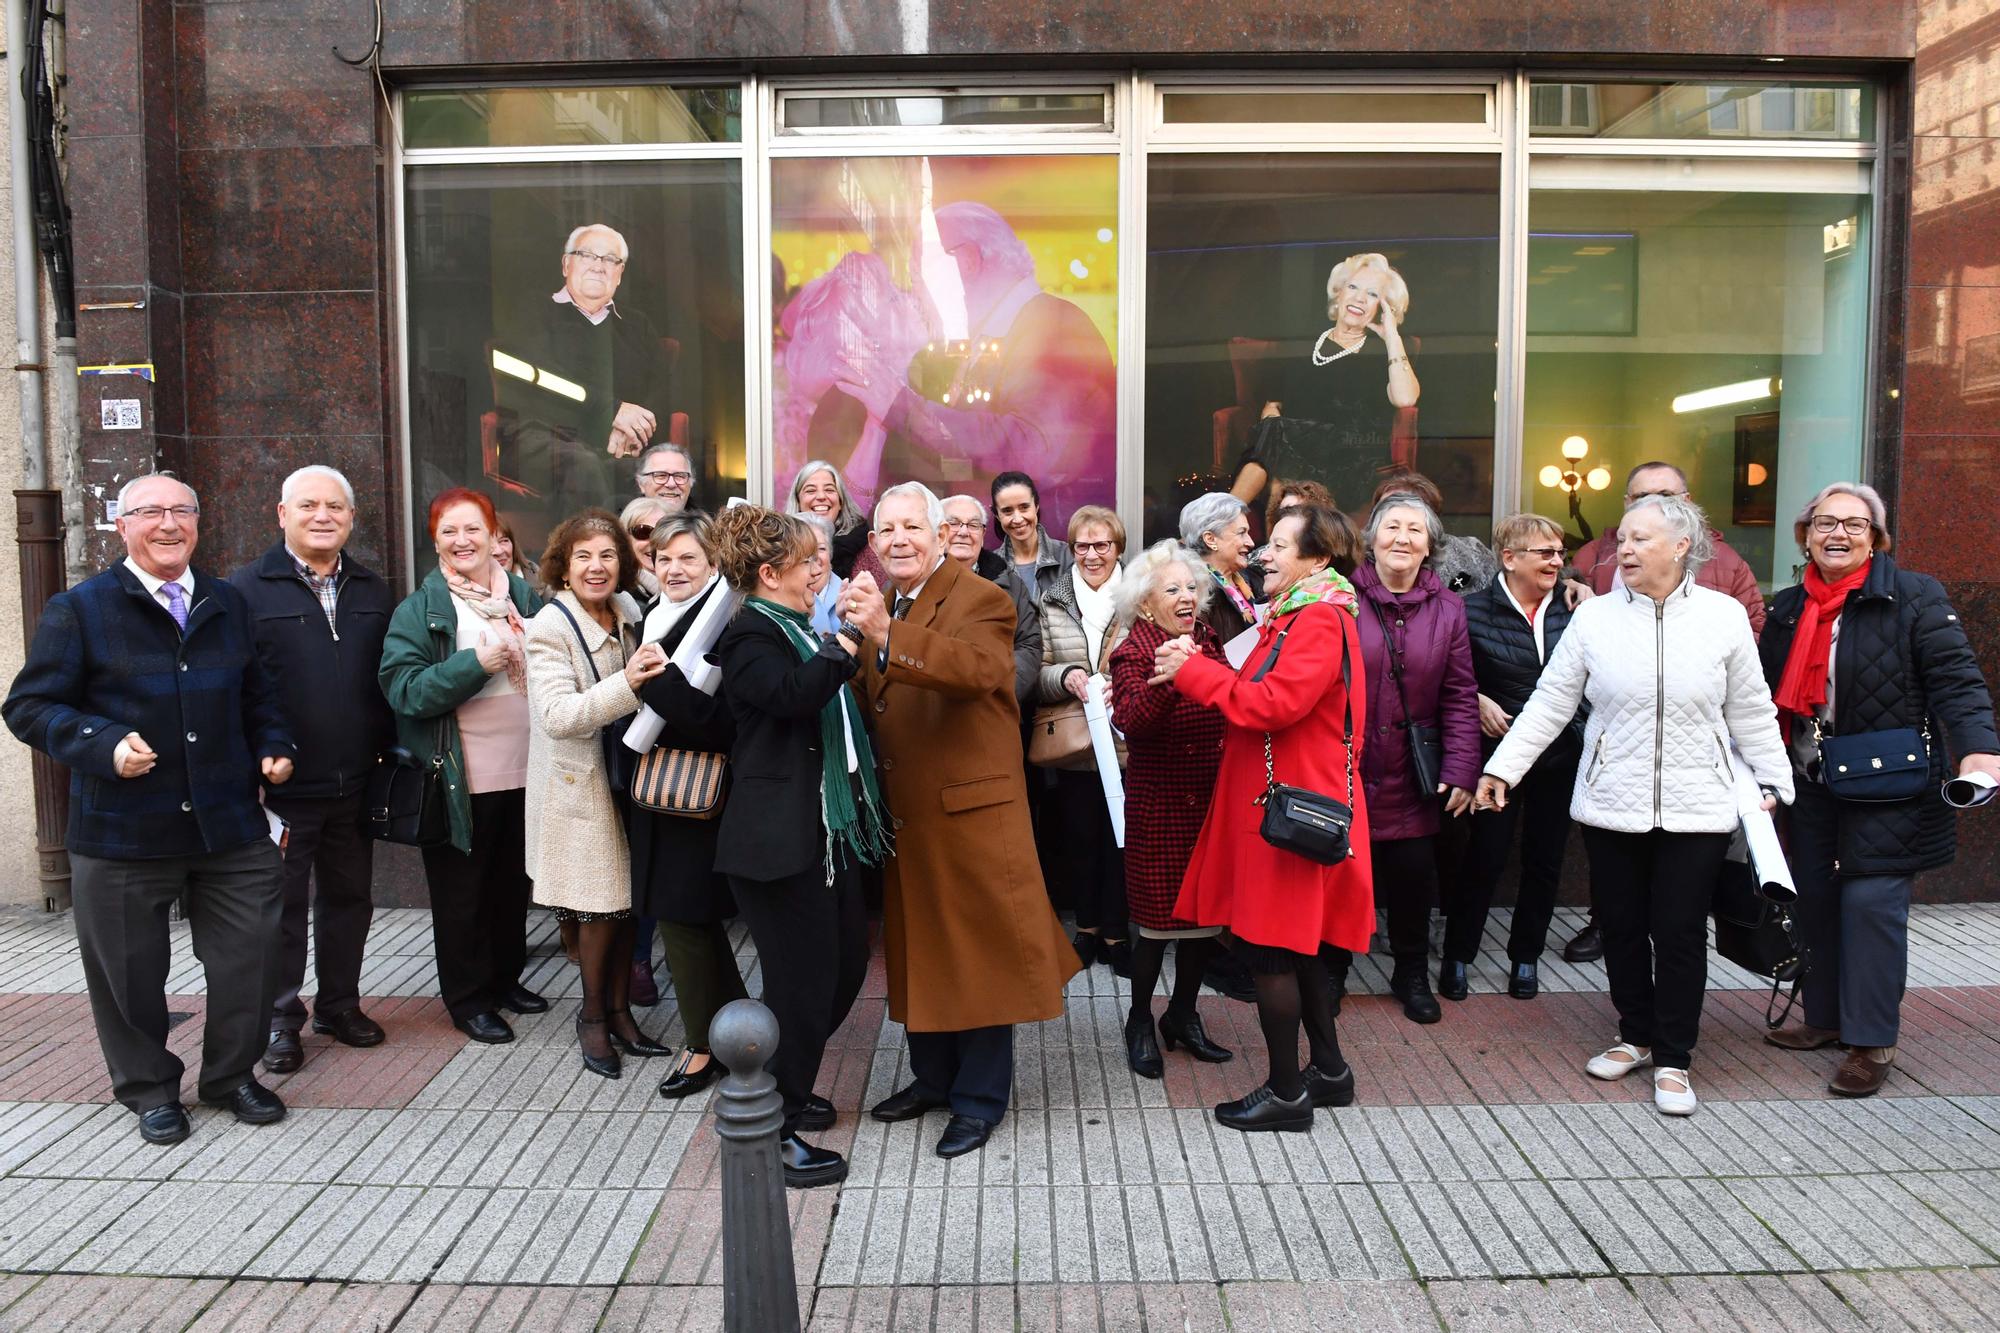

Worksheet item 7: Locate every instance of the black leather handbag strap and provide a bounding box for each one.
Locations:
[1364,594,1414,728]
[1251,615,1356,807]
[550,598,604,683]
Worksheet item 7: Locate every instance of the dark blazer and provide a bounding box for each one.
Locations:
[712,604,860,884]
[4,562,295,860]
[229,542,395,801]
[1761,554,2000,874]
[629,582,739,922]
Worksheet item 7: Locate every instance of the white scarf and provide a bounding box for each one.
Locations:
[1074,563,1122,669]
[643,573,718,644]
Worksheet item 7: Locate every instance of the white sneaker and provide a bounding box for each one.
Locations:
[1652,1067,1697,1116]
[1585,1042,1653,1081]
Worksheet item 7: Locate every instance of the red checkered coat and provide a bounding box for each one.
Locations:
[1109,617,1227,931]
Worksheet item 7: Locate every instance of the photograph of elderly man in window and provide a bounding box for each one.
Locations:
[488,222,675,517]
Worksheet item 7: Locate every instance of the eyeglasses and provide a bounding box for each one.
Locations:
[566,249,626,269]
[1074,541,1118,556]
[1809,515,1873,537]
[1511,546,1565,561]
[627,523,656,541]
[125,504,200,522]
[639,470,692,487]
[943,517,986,531]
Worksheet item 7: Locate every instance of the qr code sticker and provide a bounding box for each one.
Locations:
[101,399,142,431]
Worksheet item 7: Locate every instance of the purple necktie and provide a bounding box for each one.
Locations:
[162,581,189,631]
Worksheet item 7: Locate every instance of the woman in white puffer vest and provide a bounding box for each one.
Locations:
[1475,494,1793,1117]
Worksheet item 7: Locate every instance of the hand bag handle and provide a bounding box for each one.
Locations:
[1250,617,1356,811]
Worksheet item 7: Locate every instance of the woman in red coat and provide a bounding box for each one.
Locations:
[1151,504,1372,1133]
[1109,541,1234,1081]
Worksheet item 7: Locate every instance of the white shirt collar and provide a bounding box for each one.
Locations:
[896,556,950,608]
[552,288,618,326]
[124,558,194,600]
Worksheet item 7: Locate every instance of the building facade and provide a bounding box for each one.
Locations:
[20,1,1997,904]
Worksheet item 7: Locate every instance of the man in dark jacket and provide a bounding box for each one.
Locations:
[3,475,296,1145]
[230,466,397,1073]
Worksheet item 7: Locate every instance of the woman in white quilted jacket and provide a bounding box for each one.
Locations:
[1474,495,1793,1116]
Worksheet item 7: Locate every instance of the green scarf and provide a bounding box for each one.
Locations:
[745,597,893,878]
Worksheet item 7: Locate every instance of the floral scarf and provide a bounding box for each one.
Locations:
[1269,567,1359,620]
[442,558,527,693]
[1208,565,1259,626]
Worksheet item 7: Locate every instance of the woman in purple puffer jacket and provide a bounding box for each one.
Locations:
[1340,491,1482,1025]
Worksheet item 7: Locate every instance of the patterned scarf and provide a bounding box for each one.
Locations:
[745,597,893,880]
[1269,567,1360,620]
[1208,565,1258,625]
[441,558,527,693]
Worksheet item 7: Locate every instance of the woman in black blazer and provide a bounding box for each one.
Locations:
[710,505,890,1192]
[628,514,749,1102]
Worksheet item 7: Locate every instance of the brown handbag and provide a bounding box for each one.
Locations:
[630,747,729,819]
[1027,700,1094,770]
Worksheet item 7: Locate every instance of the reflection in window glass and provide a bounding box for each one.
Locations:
[1160,90,1487,125]
[404,161,745,557]
[781,92,1108,131]
[1527,80,1872,141]
[769,155,1119,534]
[1523,182,1872,588]
[404,86,742,148]
[1143,154,1500,545]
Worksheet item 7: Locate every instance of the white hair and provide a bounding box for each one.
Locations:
[791,510,834,543]
[935,201,1036,284]
[1178,492,1248,552]
[1113,540,1213,625]
[564,223,629,262]
[940,493,989,527]
[874,481,945,532]
[280,464,354,508]
[1364,492,1445,566]
[1623,493,1715,575]
[619,495,670,530]
[117,473,198,513]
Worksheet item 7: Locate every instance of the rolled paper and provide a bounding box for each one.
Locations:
[1728,743,1797,902]
[624,583,745,753]
[1944,770,1998,810]
[1083,673,1126,848]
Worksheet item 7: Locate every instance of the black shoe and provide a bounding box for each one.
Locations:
[1304,1062,1356,1109]
[500,984,548,1015]
[1562,923,1603,964]
[1103,939,1133,979]
[1323,954,1350,1017]
[311,1008,386,1048]
[1389,966,1442,1025]
[137,1103,190,1145]
[1071,932,1101,967]
[796,1094,836,1132]
[1214,1082,1313,1133]
[1159,1009,1233,1064]
[1202,952,1259,1004]
[455,1010,515,1044]
[658,1048,721,1100]
[871,1083,949,1123]
[1437,961,1469,1002]
[936,1114,995,1158]
[606,1010,674,1058]
[1125,1012,1163,1079]
[1508,962,1539,1000]
[262,1028,303,1074]
[203,1080,286,1125]
[779,1133,848,1188]
[575,1017,621,1080]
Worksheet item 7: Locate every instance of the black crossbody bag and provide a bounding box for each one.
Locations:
[1366,596,1444,800]
[1251,618,1357,865]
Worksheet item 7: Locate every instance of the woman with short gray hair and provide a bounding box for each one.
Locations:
[1180,492,1263,645]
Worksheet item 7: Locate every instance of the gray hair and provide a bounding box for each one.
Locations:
[636,442,692,476]
[563,223,629,262]
[790,459,867,535]
[1623,493,1715,575]
[117,473,198,513]
[280,464,355,508]
[940,493,989,528]
[1113,541,1214,626]
[874,480,945,532]
[1364,492,1445,565]
[1178,492,1248,553]
[1793,481,1891,555]
[791,510,834,544]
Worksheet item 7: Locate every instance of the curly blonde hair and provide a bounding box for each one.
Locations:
[1325,252,1410,324]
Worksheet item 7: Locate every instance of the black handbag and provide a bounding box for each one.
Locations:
[1814,718,1931,802]
[1711,857,1809,1027]
[1252,619,1357,866]
[1367,597,1445,799]
[365,741,450,847]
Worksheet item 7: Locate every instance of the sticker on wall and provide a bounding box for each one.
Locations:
[100,399,142,431]
[78,362,156,381]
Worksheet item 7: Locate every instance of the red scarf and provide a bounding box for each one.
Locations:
[1773,558,1872,727]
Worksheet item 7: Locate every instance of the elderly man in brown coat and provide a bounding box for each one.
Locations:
[842,481,1082,1158]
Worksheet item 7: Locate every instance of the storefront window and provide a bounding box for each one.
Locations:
[1528,79,1872,142]
[769,154,1119,531]
[1142,153,1501,543]
[403,85,741,149]
[404,160,746,556]
[1522,159,1873,586]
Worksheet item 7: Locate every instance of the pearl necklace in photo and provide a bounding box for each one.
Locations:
[1311,328,1368,366]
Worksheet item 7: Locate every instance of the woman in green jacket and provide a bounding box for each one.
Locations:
[379,488,546,1045]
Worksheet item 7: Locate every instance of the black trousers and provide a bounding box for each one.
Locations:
[264,790,375,1029]
[1580,825,1730,1071]
[907,1025,1015,1123]
[1443,756,1578,965]
[729,862,868,1134]
[71,839,284,1113]
[421,788,532,1022]
[1370,835,1439,965]
[1048,769,1127,937]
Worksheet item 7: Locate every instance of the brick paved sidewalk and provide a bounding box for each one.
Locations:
[0,905,1997,1330]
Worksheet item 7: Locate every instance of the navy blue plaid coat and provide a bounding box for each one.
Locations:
[3,562,296,860]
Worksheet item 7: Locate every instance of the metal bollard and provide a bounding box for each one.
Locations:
[709,998,801,1333]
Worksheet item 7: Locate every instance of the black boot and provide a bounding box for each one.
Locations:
[1125,1012,1163,1079]
[1437,961,1469,1002]
[1159,1009,1233,1063]
[1322,951,1350,1017]
[1389,962,1441,1025]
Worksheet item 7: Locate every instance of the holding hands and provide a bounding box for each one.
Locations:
[623,642,669,690]
[842,571,891,646]
[1474,774,1509,812]
[1148,635,1198,686]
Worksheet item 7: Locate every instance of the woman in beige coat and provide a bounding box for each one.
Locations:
[524,509,673,1079]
